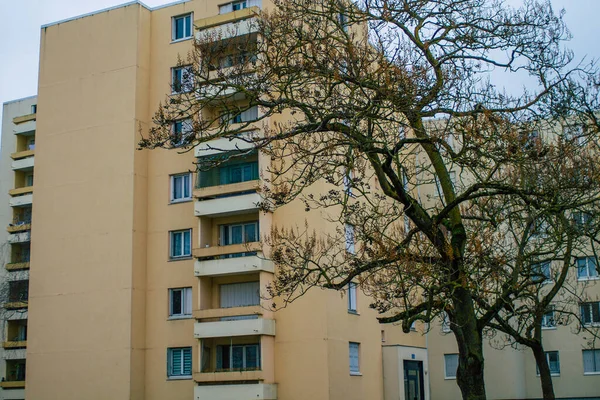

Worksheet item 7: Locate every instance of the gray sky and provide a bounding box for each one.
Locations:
[0,0,599,125]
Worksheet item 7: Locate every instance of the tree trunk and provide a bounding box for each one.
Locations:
[531,343,556,400]
[453,287,487,400]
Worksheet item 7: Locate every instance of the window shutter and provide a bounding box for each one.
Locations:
[172,349,182,375]
[184,287,192,315]
[183,348,192,375]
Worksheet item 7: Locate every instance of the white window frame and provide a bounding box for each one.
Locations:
[172,66,194,94]
[581,302,600,327]
[444,354,458,379]
[541,307,556,329]
[348,282,357,313]
[577,256,599,281]
[167,347,192,378]
[345,224,355,254]
[171,118,193,147]
[583,349,600,374]
[169,287,192,319]
[170,173,193,203]
[171,13,193,42]
[441,312,451,333]
[349,342,360,375]
[537,351,560,376]
[169,229,192,259]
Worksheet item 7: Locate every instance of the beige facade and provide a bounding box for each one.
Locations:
[1,1,597,400]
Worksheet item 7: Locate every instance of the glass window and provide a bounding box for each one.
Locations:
[172,13,192,41]
[349,342,360,374]
[577,257,598,280]
[172,66,194,93]
[541,307,556,329]
[167,347,192,377]
[216,343,260,370]
[581,302,600,326]
[348,282,357,313]
[219,222,259,246]
[532,261,551,283]
[583,349,600,373]
[444,354,458,379]
[232,0,247,11]
[171,173,192,202]
[170,229,192,259]
[537,351,560,375]
[169,287,192,317]
[345,224,355,254]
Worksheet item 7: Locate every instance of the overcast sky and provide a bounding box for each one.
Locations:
[0,0,599,125]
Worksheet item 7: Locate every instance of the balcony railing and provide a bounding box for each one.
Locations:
[193,242,261,259]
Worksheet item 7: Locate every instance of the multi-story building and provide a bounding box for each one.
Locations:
[0,1,598,400]
[0,96,36,400]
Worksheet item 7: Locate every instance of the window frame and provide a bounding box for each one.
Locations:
[171,13,193,42]
[536,351,560,376]
[580,301,600,327]
[577,256,599,281]
[169,287,192,319]
[541,306,556,329]
[167,347,192,379]
[345,223,355,254]
[169,229,192,260]
[444,353,459,379]
[349,342,361,375]
[216,343,260,371]
[348,282,357,314]
[583,349,600,374]
[171,65,194,94]
[170,173,193,203]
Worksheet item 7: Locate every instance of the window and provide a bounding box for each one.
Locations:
[583,349,600,374]
[577,257,598,280]
[343,168,353,196]
[169,287,192,318]
[219,221,258,246]
[219,0,259,14]
[172,13,192,41]
[216,343,260,370]
[338,11,349,33]
[541,307,556,329]
[170,229,192,259]
[8,280,28,303]
[221,106,259,124]
[441,312,451,333]
[170,173,192,202]
[232,0,247,11]
[167,347,192,378]
[219,161,258,185]
[171,119,193,147]
[563,124,585,145]
[27,137,35,150]
[349,342,360,374]
[444,354,458,379]
[31,104,37,114]
[220,281,260,308]
[537,351,560,375]
[581,302,600,326]
[572,211,592,229]
[172,66,194,93]
[25,173,34,187]
[532,261,551,283]
[348,282,357,313]
[345,224,355,254]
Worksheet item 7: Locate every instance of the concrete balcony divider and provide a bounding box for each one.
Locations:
[194,318,275,339]
[194,383,277,400]
[195,191,261,217]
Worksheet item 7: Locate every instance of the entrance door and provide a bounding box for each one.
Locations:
[404,360,425,400]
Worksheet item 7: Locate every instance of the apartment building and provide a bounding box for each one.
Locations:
[0,96,36,400]
[0,1,597,400]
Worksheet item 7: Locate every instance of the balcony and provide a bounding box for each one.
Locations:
[194,305,262,320]
[7,223,31,234]
[7,231,30,244]
[195,254,273,276]
[194,369,264,383]
[11,155,34,171]
[194,130,258,158]
[193,241,260,259]
[9,187,33,207]
[195,191,261,217]
[13,120,35,135]
[3,302,28,310]
[194,383,276,400]
[5,262,29,271]
[3,341,26,350]
[195,6,259,37]
[194,317,275,339]
[0,381,25,389]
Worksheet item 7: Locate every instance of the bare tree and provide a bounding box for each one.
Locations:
[140,1,600,399]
